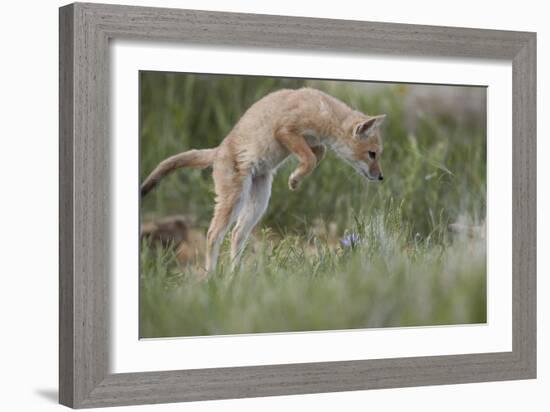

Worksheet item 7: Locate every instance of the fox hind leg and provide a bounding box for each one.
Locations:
[205,167,251,272]
[230,173,273,270]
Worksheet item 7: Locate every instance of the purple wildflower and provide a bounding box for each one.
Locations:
[341,232,361,248]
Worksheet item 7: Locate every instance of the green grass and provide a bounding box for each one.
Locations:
[139,72,487,338]
[140,206,486,337]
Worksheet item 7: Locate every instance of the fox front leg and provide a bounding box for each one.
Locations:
[289,144,326,190]
[311,144,326,164]
[286,144,326,190]
[275,130,319,191]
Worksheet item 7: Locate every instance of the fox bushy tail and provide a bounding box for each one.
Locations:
[140,148,217,197]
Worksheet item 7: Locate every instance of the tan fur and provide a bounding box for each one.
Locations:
[141,148,217,196]
[141,215,206,265]
[140,215,189,247]
[141,87,387,272]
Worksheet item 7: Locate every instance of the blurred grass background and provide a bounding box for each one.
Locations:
[139,72,487,338]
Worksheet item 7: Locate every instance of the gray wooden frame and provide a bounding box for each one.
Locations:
[59,2,536,408]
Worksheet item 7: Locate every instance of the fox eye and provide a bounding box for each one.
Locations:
[368,151,376,159]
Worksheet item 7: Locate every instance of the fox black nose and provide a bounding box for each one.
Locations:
[378,175,384,181]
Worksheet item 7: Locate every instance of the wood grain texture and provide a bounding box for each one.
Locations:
[512,34,537,375]
[60,3,110,407]
[59,2,537,408]
[59,4,74,406]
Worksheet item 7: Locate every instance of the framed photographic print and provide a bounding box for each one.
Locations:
[59,2,536,408]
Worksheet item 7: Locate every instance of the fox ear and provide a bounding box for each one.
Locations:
[356,115,386,138]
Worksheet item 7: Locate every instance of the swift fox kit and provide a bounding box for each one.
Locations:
[141,87,387,271]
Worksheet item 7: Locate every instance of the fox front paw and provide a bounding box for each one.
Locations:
[288,176,300,191]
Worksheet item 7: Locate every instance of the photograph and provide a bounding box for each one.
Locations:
[138,72,487,339]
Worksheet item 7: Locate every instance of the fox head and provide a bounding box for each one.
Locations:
[337,114,386,181]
